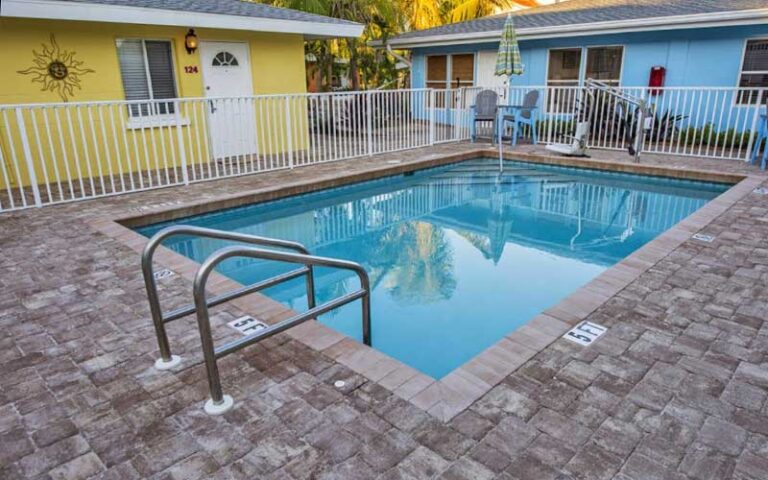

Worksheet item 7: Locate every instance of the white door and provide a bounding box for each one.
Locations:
[200,41,257,160]
[476,51,507,90]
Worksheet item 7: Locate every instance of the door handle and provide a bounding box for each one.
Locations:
[209,101,217,114]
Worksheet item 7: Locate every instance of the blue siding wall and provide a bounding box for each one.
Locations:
[411,25,768,88]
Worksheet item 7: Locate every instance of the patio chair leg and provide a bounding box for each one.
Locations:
[531,116,538,145]
[470,122,476,143]
[751,131,763,164]
[511,122,519,146]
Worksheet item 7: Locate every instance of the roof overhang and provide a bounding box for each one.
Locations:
[380,8,768,49]
[0,0,365,39]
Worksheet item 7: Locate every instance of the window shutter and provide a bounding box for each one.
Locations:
[117,39,150,103]
[145,41,177,114]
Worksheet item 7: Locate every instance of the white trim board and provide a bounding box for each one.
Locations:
[382,9,768,49]
[0,0,364,39]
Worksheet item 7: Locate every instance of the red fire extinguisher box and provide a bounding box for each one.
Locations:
[649,66,666,95]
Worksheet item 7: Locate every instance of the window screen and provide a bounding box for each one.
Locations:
[117,39,177,115]
[547,49,581,113]
[547,49,581,87]
[586,46,623,85]
[426,55,448,90]
[451,54,474,88]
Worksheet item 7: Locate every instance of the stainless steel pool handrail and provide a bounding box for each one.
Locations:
[192,245,371,415]
[141,225,316,370]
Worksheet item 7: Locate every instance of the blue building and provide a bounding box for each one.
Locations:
[388,0,768,92]
[385,0,768,160]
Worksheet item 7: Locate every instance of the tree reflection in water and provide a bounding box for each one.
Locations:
[364,221,456,304]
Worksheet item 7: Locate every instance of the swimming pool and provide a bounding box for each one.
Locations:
[137,158,729,378]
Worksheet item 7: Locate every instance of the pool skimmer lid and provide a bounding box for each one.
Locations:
[753,187,768,195]
[228,316,268,335]
[692,233,715,243]
[564,321,607,346]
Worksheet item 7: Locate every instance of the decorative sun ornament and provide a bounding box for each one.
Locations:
[17,34,94,102]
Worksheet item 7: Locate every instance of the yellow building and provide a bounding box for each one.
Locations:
[0,0,363,208]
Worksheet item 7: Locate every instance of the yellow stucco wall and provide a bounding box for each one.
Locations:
[0,18,307,103]
[0,18,310,192]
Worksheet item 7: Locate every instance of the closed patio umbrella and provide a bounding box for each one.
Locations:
[495,14,524,170]
[494,14,523,78]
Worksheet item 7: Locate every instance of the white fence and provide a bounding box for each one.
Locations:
[0,86,765,213]
[447,85,766,160]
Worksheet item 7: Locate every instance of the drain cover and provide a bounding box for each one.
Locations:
[692,233,715,243]
[228,316,268,335]
[153,268,175,280]
[563,321,607,346]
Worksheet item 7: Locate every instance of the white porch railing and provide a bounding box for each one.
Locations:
[0,86,765,213]
[449,85,766,161]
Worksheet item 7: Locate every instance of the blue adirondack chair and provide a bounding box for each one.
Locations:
[470,90,499,143]
[750,109,768,170]
[498,90,540,146]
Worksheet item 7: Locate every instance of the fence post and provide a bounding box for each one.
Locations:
[15,108,42,207]
[429,89,436,145]
[366,91,373,156]
[174,100,189,185]
[285,96,294,169]
[455,88,464,142]
[744,89,765,162]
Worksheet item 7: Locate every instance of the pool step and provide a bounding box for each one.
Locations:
[430,169,566,181]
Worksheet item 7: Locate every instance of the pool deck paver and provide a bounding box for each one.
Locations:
[1,142,768,479]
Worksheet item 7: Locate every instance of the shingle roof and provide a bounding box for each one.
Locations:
[390,0,767,43]
[58,0,359,26]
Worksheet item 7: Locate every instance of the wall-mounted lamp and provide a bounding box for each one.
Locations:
[185,29,198,54]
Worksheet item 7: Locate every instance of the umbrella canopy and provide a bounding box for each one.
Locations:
[495,14,523,77]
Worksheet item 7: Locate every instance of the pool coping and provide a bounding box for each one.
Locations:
[89,149,764,422]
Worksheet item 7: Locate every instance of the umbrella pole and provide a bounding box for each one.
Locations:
[499,131,503,172]
[499,76,507,173]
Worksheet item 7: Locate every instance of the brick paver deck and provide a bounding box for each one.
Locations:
[1,143,768,480]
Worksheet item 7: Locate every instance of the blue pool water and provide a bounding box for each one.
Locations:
[138,159,729,378]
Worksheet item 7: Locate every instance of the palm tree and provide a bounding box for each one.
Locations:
[449,0,539,23]
[399,0,444,30]
[266,0,396,90]
[259,0,544,89]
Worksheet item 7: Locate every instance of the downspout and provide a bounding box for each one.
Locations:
[386,43,412,69]
[384,43,412,89]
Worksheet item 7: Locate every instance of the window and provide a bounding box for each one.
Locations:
[116,39,178,116]
[426,53,475,90]
[212,51,239,67]
[426,55,448,90]
[547,48,581,112]
[547,48,581,87]
[586,46,623,86]
[451,54,475,88]
[546,46,623,112]
[737,39,768,105]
